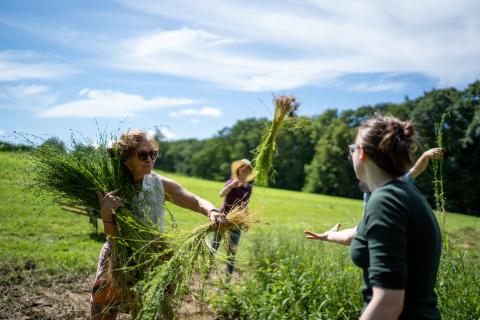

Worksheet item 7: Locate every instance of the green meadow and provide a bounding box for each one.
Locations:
[0,151,364,277]
[1,150,480,318]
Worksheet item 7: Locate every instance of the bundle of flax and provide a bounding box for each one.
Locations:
[28,135,253,319]
[28,138,171,310]
[254,95,300,186]
[135,207,252,320]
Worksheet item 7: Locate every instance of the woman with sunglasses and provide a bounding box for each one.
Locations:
[91,129,226,320]
[310,116,441,319]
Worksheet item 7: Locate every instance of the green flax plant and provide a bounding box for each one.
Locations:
[27,132,254,318]
[27,132,172,310]
[135,208,253,320]
[432,111,449,249]
[253,95,300,187]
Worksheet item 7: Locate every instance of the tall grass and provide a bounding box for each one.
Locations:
[210,232,363,319]
[431,109,480,318]
[436,249,480,319]
[211,232,480,319]
[432,111,449,247]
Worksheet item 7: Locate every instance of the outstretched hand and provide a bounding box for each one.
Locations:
[304,223,341,241]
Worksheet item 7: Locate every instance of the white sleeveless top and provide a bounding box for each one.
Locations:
[132,172,166,231]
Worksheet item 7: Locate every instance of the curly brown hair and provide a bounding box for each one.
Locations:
[107,129,159,163]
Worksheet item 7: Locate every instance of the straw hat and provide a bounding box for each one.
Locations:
[231,159,257,182]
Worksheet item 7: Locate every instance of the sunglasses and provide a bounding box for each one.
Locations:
[137,150,159,161]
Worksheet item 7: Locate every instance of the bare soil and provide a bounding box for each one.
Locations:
[1,272,92,320]
[0,270,217,320]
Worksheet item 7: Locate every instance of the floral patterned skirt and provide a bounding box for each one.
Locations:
[91,241,124,314]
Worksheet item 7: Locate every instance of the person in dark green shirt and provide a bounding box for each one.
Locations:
[352,181,442,319]
[308,115,442,319]
[304,147,443,246]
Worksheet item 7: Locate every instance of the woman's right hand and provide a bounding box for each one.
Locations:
[96,190,124,222]
[209,209,227,225]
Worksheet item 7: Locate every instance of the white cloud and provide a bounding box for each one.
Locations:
[39,89,196,118]
[0,51,76,81]
[4,84,49,98]
[147,127,176,140]
[160,127,176,139]
[169,106,221,118]
[348,81,407,93]
[0,130,5,136]
[115,28,336,91]
[5,1,478,92]
[0,83,57,110]
[129,28,237,57]
[112,0,480,90]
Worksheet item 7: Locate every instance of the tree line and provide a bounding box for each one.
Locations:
[3,82,478,215]
[155,81,480,216]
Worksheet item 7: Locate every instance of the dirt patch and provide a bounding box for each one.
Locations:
[0,272,92,320]
[448,226,480,251]
[0,270,221,319]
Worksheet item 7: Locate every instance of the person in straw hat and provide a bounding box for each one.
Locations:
[210,159,256,276]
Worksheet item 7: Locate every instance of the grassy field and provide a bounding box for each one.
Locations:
[0,151,365,278]
[1,150,480,318]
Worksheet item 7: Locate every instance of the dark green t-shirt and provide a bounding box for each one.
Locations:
[350,180,442,319]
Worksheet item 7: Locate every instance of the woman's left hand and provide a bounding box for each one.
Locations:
[209,209,227,225]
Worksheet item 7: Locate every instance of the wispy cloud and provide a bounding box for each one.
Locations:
[39,89,196,118]
[112,0,480,90]
[0,51,76,81]
[4,1,479,92]
[4,84,49,97]
[169,106,221,118]
[114,27,337,91]
[0,83,57,110]
[348,81,407,93]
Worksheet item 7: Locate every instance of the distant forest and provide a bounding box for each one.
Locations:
[3,81,479,216]
[154,81,480,216]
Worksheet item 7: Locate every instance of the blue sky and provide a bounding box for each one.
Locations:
[1,0,479,144]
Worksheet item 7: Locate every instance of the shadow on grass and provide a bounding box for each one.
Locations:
[448,226,480,252]
[89,232,106,243]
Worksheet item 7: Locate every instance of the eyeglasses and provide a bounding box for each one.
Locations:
[137,150,158,161]
[348,144,360,155]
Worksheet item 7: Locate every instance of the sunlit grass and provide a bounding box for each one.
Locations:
[1,150,480,318]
